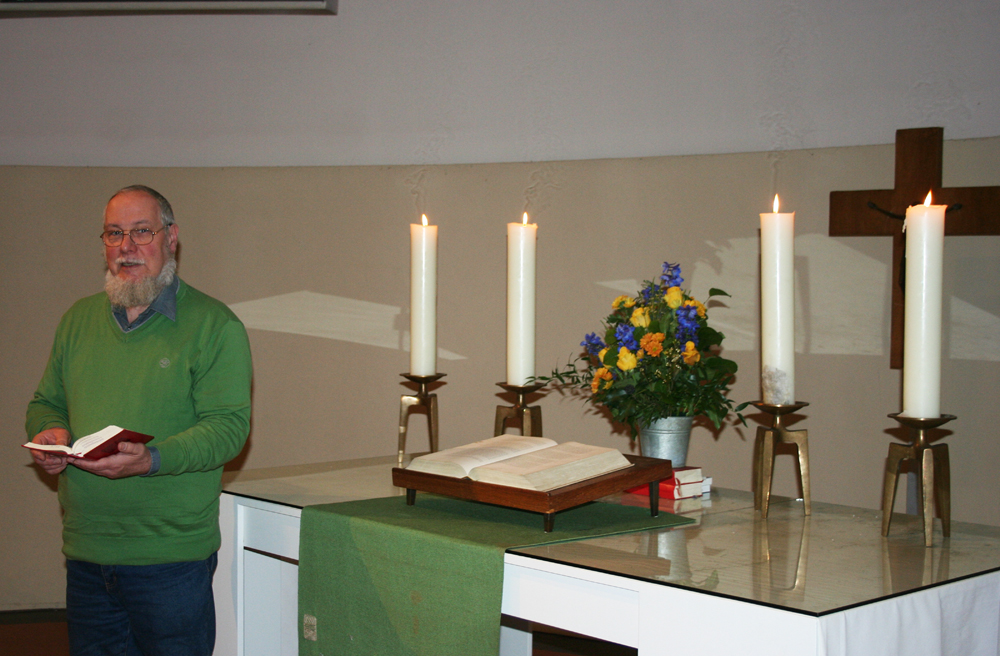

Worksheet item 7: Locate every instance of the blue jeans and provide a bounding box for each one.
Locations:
[66,553,217,656]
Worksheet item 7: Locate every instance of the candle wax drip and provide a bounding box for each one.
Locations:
[762,366,794,405]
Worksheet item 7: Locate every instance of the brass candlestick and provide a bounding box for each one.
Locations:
[882,413,955,547]
[494,382,545,437]
[398,373,445,466]
[751,401,811,518]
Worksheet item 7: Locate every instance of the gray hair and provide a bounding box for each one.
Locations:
[110,185,175,228]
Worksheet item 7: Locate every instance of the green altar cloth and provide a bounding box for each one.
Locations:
[298,495,694,656]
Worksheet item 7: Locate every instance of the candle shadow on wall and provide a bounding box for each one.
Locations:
[948,250,1000,362]
[701,235,892,357]
[796,252,810,357]
[694,233,1000,361]
[515,382,635,444]
[395,306,410,353]
[226,291,466,361]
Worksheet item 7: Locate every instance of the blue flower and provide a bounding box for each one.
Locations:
[661,262,684,288]
[675,304,700,345]
[615,324,640,351]
[580,332,606,357]
[640,282,659,302]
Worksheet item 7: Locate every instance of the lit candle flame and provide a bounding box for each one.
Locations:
[522,212,529,225]
[421,213,428,227]
[773,195,780,213]
[924,191,933,206]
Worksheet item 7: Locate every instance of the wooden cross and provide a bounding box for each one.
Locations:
[829,127,1000,369]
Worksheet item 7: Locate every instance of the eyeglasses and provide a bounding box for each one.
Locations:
[100,228,162,247]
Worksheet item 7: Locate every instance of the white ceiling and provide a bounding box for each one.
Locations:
[1,0,997,167]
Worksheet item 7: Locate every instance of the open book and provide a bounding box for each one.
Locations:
[23,425,154,461]
[405,435,632,492]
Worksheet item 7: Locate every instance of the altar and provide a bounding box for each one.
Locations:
[213,455,1000,656]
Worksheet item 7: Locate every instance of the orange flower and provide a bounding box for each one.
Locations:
[682,341,701,365]
[590,367,613,393]
[639,332,666,357]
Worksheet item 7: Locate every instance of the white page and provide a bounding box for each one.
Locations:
[68,425,123,454]
[473,442,612,475]
[408,435,556,476]
[23,425,122,456]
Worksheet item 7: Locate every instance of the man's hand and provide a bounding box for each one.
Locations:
[30,427,72,475]
[70,441,153,480]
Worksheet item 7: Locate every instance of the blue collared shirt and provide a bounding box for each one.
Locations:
[112,275,179,333]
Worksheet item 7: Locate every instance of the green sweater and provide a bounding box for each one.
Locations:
[26,279,252,565]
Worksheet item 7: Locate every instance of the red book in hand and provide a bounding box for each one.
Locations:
[23,425,154,461]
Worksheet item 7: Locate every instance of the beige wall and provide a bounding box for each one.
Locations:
[3,138,998,609]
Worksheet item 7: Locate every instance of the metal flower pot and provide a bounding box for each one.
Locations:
[639,416,694,467]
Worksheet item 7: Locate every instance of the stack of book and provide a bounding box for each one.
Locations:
[621,466,710,515]
[625,466,708,500]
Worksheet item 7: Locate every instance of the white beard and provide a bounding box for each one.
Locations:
[105,258,177,309]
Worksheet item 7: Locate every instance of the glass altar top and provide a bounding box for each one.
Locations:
[222,455,1000,616]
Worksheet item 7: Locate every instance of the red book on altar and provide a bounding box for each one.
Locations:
[626,466,704,499]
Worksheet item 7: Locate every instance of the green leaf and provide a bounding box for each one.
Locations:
[698,325,725,348]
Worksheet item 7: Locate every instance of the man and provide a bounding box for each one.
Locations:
[26,185,252,656]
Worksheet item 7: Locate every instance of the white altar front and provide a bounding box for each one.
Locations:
[213,455,1000,656]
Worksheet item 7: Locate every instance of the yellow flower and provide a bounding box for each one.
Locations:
[684,298,707,318]
[682,341,701,365]
[640,332,666,357]
[630,307,650,328]
[613,295,636,310]
[597,347,609,364]
[665,286,683,309]
[590,367,613,393]
[617,347,637,371]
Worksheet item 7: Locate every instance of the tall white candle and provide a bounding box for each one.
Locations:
[760,195,795,405]
[902,192,946,418]
[507,213,537,386]
[410,215,438,376]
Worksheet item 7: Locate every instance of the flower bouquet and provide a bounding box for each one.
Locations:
[539,261,746,436]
